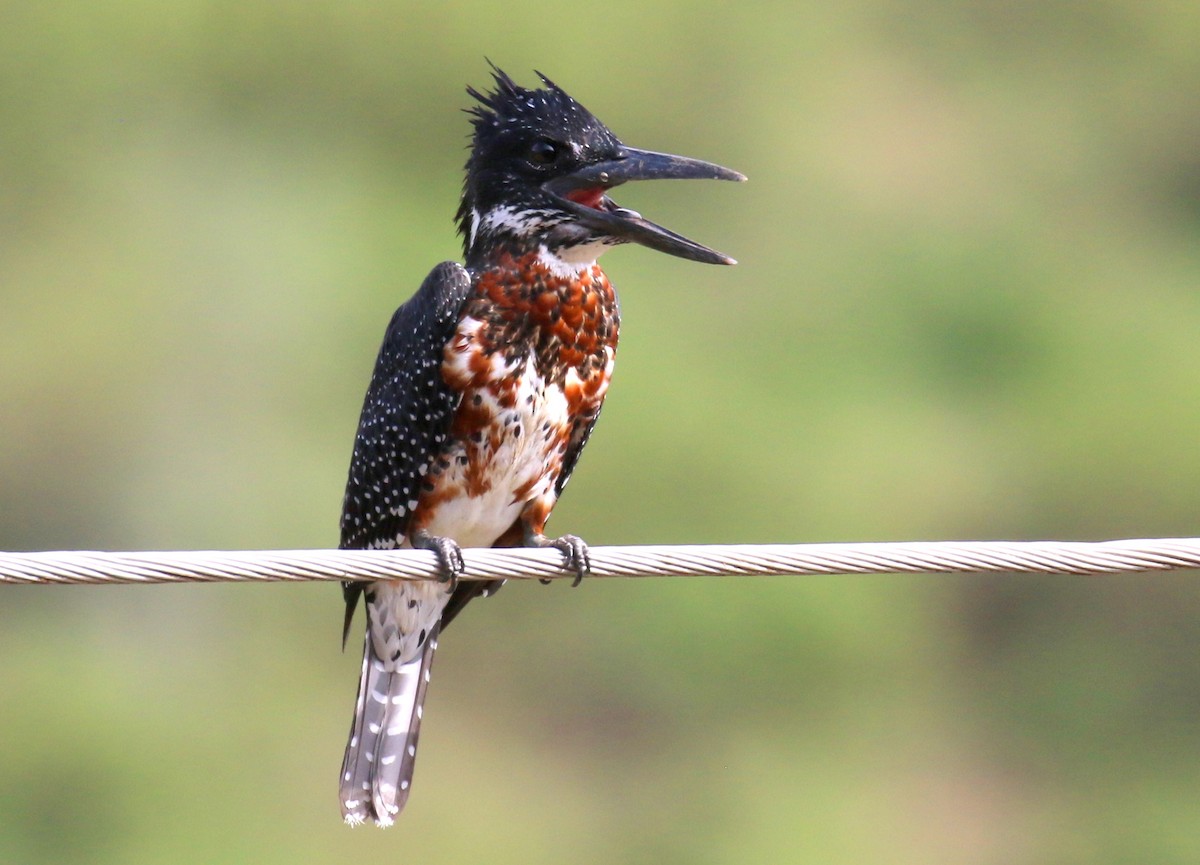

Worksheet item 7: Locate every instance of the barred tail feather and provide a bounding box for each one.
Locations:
[340,626,440,827]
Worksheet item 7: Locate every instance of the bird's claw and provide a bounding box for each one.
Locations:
[527,531,590,587]
[556,534,590,587]
[411,530,466,590]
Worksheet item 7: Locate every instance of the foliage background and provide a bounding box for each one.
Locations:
[3,2,1200,862]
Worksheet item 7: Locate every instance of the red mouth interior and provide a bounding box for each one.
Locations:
[565,187,606,210]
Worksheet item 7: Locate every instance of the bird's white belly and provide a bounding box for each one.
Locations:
[421,353,569,547]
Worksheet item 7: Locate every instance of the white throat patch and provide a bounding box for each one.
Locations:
[536,240,616,278]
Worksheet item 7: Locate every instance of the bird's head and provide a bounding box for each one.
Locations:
[456,66,744,269]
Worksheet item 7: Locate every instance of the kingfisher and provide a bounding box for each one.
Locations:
[337,65,743,826]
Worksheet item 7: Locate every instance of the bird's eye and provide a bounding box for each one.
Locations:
[527,138,562,166]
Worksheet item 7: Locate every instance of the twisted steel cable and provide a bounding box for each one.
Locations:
[2,538,1199,586]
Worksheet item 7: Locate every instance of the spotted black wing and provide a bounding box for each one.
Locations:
[340,261,473,640]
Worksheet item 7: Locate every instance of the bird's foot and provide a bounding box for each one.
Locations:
[525,529,590,587]
[411,530,466,590]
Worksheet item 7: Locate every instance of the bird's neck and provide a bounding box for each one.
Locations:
[467,235,618,280]
[471,247,613,302]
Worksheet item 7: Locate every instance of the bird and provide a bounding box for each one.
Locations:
[337,64,744,827]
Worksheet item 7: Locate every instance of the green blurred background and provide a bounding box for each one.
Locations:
[3,2,1200,862]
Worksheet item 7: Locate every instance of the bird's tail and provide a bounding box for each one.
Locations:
[340,625,439,827]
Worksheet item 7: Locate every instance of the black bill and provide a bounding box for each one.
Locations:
[544,147,745,265]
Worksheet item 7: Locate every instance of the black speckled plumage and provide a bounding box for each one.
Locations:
[339,262,472,636]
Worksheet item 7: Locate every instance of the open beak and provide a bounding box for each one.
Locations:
[544,147,745,265]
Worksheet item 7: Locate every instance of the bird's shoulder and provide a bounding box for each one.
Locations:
[381,261,474,349]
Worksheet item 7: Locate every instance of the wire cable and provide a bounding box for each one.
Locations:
[2,538,1199,586]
